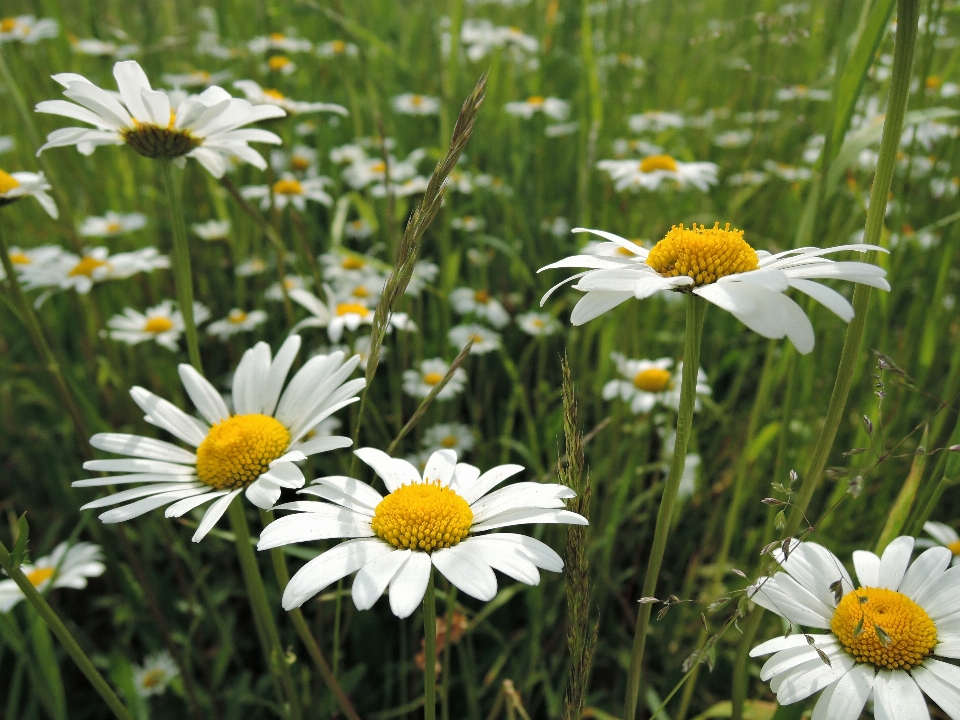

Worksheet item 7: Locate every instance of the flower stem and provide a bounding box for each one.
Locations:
[623,294,706,720]
[158,159,202,373]
[226,499,302,720]
[424,568,438,720]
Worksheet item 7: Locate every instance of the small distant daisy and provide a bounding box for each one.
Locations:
[451,215,485,232]
[749,536,960,719]
[450,288,510,328]
[597,155,719,192]
[79,211,146,237]
[192,219,231,242]
[406,260,439,296]
[70,38,139,59]
[920,522,960,565]
[0,169,58,218]
[449,324,502,355]
[735,109,781,124]
[265,274,311,301]
[271,145,318,175]
[319,249,380,282]
[76,336,363,541]
[0,542,104,612]
[545,122,578,138]
[775,85,831,102]
[517,312,559,337]
[241,174,333,211]
[712,130,753,148]
[0,136,14,153]
[248,32,312,54]
[541,216,570,238]
[236,257,268,276]
[0,15,58,44]
[258,448,587,616]
[342,150,424,190]
[727,170,768,187]
[504,96,570,121]
[0,244,65,281]
[265,55,297,75]
[288,288,369,342]
[233,80,348,116]
[628,111,685,133]
[162,70,232,88]
[106,300,210,351]
[392,93,441,116]
[402,358,467,401]
[317,39,359,58]
[763,160,813,183]
[371,177,429,198]
[345,218,373,240]
[207,308,268,339]
[20,246,169,294]
[423,423,475,454]
[602,355,675,414]
[133,651,179,698]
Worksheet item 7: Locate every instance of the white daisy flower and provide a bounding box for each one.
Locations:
[0,15,58,44]
[265,55,297,75]
[288,288,366,342]
[728,170,769,187]
[207,308,268,339]
[233,80,347,116]
[602,355,676,414]
[133,650,179,698]
[20,246,169,294]
[342,149,425,190]
[241,173,333,212]
[75,337,364,541]
[541,216,570,238]
[775,85,831,102]
[449,324,502,355]
[162,70,232,88]
[0,244,66,281]
[406,260,439,296]
[660,362,711,411]
[70,38,139,59]
[628,111,685,134]
[36,61,286,178]
[345,218,374,240]
[0,542,104,612]
[392,93,442,116]
[257,448,587,616]
[79,211,147,237]
[749,536,960,719]
[504,96,570,121]
[106,300,210,351]
[402,358,467,401]
[517,312,560,337]
[597,155,719,192]
[0,136,14,153]
[920,522,960,565]
[763,161,813,183]
[450,288,510,328]
[713,130,753,149]
[0,169,58,218]
[317,39,359,58]
[265,275,312,301]
[735,109,781,124]
[370,177,429,198]
[612,138,665,158]
[451,215,485,232]
[539,224,890,354]
[320,249,382,282]
[271,145,318,175]
[545,121,579,138]
[235,257,268,277]
[248,32,312,54]
[422,424,475,454]
[192,219,231,242]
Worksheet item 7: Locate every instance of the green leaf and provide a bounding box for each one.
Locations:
[11,513,29,569]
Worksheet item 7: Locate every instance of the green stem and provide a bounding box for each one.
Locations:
[226,500,302,720]
[623,295,706,720]
[158,160,203,372]
[441,584,456,720]
[0,543,132,720]
[424,569,437,720]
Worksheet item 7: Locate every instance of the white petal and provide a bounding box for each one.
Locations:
[89,433,196,464]
[761,645,828,682]
[233,342,271,415]
[449,464,481,496]
[853,550,881,587]
[259,462,304,489]
[192,490,242,542]
[470,483,576,523]
[306,475,383,510]
[74,473,196,487]
[81,482,202,509]
[750,634,837,657]
[113,61,153,121]
[771,541,853,611]
[460,464,525,505]
[140,88,171,128]
[774,650,854,704]
[747,574,834,628]
[352,549,410,610]
[924,522,959,547]
[292,435,353,457]
[388,552,432,618]
[245,477,282,510]
[872,669,930,720]
[98,487,211,523]
[569,291,634,325]
[130,386,208,447]
[470,508,587,532]
[878,536,914,590]
[282,538,392,610]
[694,281,757,314]
[354,448,419,493]
[165,490,227,517]
[257,511,373,549]
[811,664,874,720]
[83,458,194,474]
[262,335,301,415]
[177,365,230,425]
[914,566,960,615]
[570,227,648,257]
[788,279,855,322]
[473,533,563,571]
[422,450,457,486]
[432,544,498,601]
[452,537,540,585]
[734,268,789,292]
[913,659,960,720]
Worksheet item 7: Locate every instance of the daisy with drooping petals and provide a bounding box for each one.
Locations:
[36,61,286,178]
[79,211,147,237]
[504,96,570,121]
[749,536,960,719]
[133,650,179,698]
[0,542,104,612]
[233,80,348,116]
[258,448,587,616]
[105,300,211,351]
[597,155,718,192]
[241,173,333,211]
[206,308,268,339]
[402,358,467,401]
[392,93,442,116]
[0,169,58,218]
[75,337,364,542]
[920,522,960,566]
[539,224,890,354]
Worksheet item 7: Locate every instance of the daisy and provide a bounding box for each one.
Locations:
[545,122,579,138]
[450,288,510,328]
[288,288,411,343]
[344,218,373,241]
[392,93,442,116]
[0,169,58,218]
[265,274,312,301]
[423,424,476,454]
[0,244,65,281]
[248,32,312,54]
[75,337,364,541]
[106,300,211,351]
[241,174,333,212]
[342,149,425,190]
[763,161,813,183]
[775,85,831,102]
[20,246,169,294]
[541,216,571,238]
[233,80,348,116]
[271,145,318,174]
[713,130,753,149]
[0,136,14,153]
[319,249,383,283]
[920,522,960,565]
[504,96,570,121]
[406,260,439,296]
[0,15,58,44]
[728,170,769,187]
[449,324,502,355]
[402,358,467,401]
[539,224,890,354]
[192,219,231,242]
[370,177,429,198]
[133,651,179,698]
[78,211,147,237]
[162,70,232,88]
[602,355,676,414]
[628,111,685,134]
[0,542,105,612]
[36,61,286,178]
[749,536,960,719]
[317,39,359,58]
[265,56,297,75]
[257,448,587,616]
[451,215,485,232]
[517,312,560,337]
[70,38,139,59]
[207,308,267,339]
[235,257,268,277]
[597,156,719,192]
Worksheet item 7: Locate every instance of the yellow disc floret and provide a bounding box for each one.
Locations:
[273,178,303,195]
[646,223,759,287]
[371,482,473,552]
[640,155,679,173]
[633,368,671,393]
[831,587,937,670]
[195,414,291,489]
[69,256,109,278]
[948,540,960,556]
[0,169,21,194]
[143,316,174,334]
[423,372,443,385]
[26,567,55,587]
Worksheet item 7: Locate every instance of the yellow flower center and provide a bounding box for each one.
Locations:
[0,18,17,33]
[273,178,303,195]
[831,587,937,670]
[105,221,122,234]
[291,156,310,171]
[639,155,679,173]
[195,414,290,489]
[283,278,297,290]
[10,251,30,264]
[371,482,473,552]
[927,76,943,90]
[268,56,291,70]
[423,372,443,385]
[527,95,545,106]
[410,95,424,106]
[69,256,109,278]
[646,223,759,287]
[331,40,346,53]
[633,368,671,393]
[474,290,490,304]
[123,116,199,159]
[336,302,369,317]
[352,285,370,298]
[270,32,286,41]
[228,310,248,324]
[263,88,286,101]
[947,540,960,556]
[349,220,365,230]
[341,256,365,270]
[370,161,386,174]
[26,567,55,587]
[532,318,545,327]
[0,169,20,194]
[140,669,166,688]
[440,435,458,448]
[143,316,174,334]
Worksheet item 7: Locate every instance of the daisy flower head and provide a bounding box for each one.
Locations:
[539,224,890,354]
[236,256,268,277]
[265,55,297,75]
[271,144,318,175]
[602,354,676,414]
[258,448,588,616]
[713,130,753,149]
[402,358,467,401]
[265,274,312,301]
[517,312,560,337]
[406,260,439,296]
[317,39,359,58]
[233,80,348,116]
[70,38,139,59]
[449,324,502,355]
[504,96,570,121]
[0,136,14,153]
[921,522,960,565]
[0,244,65,281]
[75,336,364,542]
[133,650,179,698]
[0,169,58,218]
[0,15,59,44]
[450,288,510,328]
[79,211,147,237]
[392,93,442,116]
[162,70,232,89]
[192,219,231,242]
[451,215,485,232]
[628,111,686,134]
[423,423,476,454]
[0,542,104,612]
[207,308,268,339]
[248,32,312,54]
[597,155,719,192]
[288,288,381,343]
[749,536,960,719]
[345,218,374,240]
[775,85,831,102]
[106,300,210,351]
[36,61,287,178]
[20,246,169,295]
[241,173,333,212]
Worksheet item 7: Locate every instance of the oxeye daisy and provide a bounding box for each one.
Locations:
[0,244,65,281]
[105,300,211,351]
[264,55,297,75]
[240,173,333,211]
[258,448,587,616]
[233,80,348,116]
[422,423,476,455]
[78,211,147,237]
[628,111,686,133]
[162,70,232,89]
[133,650,179,698]
[392,93,442,116]
[248,32,312,54]
[74,336,364,542]
[0,542,104,612]
[749,536,960,719]
[36,60,286,178]
[449,324,502,355]
[597,155,719,192]
[517,311,560,337]
[602,354,711,414]
[20,246,169,295]
[265,274,312,301]
[0,169,58,218]
[504,96,570,121]
[206,308,268,339]
[402,358,467,400]
[192,219,231,242]
[317,39,359,58]
[920,522,960,565]
[0,15,59,44]
[450,288,510,328]
[539,224,890,354]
